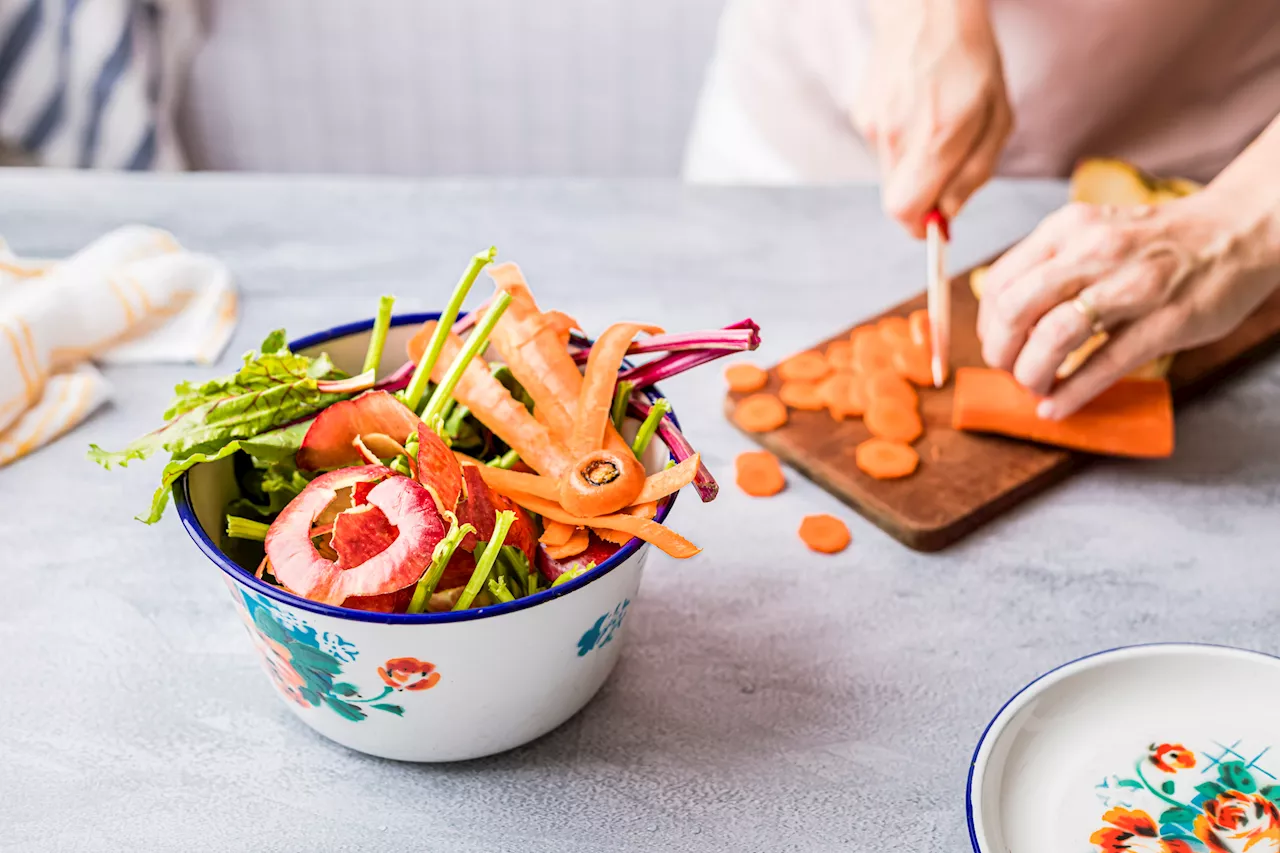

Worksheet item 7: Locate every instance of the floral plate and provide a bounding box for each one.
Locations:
[968,644,1280,853]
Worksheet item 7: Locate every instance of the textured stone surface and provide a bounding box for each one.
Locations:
[4,170,1279,852]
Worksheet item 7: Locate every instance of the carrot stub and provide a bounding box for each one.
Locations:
[735,450,785,497]
[865,398,923,443]
[725,363,769,393]
[777,351,831,383]
[951,368,1174,458]
[855,438,919,480]
[852,327,895,374]
[798,514,851,554]
[733,393,788,433]
[779,380,827,411]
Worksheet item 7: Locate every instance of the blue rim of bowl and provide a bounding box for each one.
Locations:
[964,641,1280,853]
[173,311,681,625]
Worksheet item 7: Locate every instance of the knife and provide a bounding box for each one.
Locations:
[924,209,950,388]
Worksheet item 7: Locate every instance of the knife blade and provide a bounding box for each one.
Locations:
[924,209,950,388]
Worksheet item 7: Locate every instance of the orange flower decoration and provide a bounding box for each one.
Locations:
[1149,743,1196,773]
[1195,790,1280,853]
[1091,808,1194,853]
[378,657,442,692]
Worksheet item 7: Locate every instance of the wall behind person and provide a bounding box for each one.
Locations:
[180,0,726,177]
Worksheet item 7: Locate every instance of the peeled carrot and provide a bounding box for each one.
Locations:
[779,380,827,411]
[877,316,912,350]
[798,514,851,554]
[725,362,769,393]
[505,493,701,558]
[540,520,576,547]
[820,373,867,420]
[777,351,831,383]
[852,327,895,374]
[544,526,590,560]
[855,438,919,479]
[908,309,931,349]
[892,345,933,387]
[865,370,919,408]
[825,340,854,373]
[735,450,785,497]
[951,368,1174,458]
[733,393,788,433]
[865,398,923,443]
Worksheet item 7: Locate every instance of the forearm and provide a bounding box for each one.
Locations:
[1198,112,1280,273]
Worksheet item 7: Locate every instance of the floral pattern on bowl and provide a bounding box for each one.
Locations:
[1092,739,1280,852]
[578,599,630,657]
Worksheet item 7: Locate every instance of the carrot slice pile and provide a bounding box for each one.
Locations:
[798,514,851,554]
[734,393,788,433]
[825,340,854,372]
[852,327,895,374]
[865,398,923,443]
[892,346,933,387]
[779,381,826,411]
[865,371,919,408]
[725,362,768,393]
[735,450,785,497]
[777,351,831,383]
[951,368,1174,458]
[855,438,919,480]
[877,316,912,350]
[820,373,867,420]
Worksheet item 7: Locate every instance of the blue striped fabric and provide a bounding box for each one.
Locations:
[0,0,180,170]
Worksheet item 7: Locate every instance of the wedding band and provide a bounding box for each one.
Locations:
[1072,295,1106,335]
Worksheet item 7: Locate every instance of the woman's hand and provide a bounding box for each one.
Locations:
[977,195,1280,419]
[855,0,1013,238]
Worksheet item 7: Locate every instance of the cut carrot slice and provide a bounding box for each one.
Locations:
[725,363,768,393]
[892,345,933,387]
[852,327,895,374]
[544,527,590,560]
[735,450,785,497]
[877,316,912,350]
[777,351,831,383]
[798,514,851,554]
[865,398,923,443]
[907,309,931,349]
[855,438,919,479]
[865,370,919,408]
[779,380,826,411]
[951,368,1174,458]
[540,520,576,547]
[733,393,788,433]
[503,493,701,558]
[820,373,867,420]
[825,340,854,373]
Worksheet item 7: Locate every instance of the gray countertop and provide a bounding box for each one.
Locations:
[4,170,1280,853]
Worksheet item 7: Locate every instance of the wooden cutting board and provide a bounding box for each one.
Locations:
[725,262,1280,551]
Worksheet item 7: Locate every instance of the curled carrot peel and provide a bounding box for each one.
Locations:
[543,526,590,560]
[539,520,576,547]
[571,322,664,458]
[463,458,560,501]
[504,493,701,559]
[595,502,656,545]
[632,453,700,504]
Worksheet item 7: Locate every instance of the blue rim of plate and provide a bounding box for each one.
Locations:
[173,311,681,625]
[964,641,1280,853]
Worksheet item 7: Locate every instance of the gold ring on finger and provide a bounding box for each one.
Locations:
[1071,295,1107,336]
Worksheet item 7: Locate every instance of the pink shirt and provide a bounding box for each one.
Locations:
[685,0,1280,184]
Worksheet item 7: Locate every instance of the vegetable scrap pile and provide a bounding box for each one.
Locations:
[91,248,763,614]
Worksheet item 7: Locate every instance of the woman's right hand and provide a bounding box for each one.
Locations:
[854,0,1013,238]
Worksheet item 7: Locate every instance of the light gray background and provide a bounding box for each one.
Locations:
[4,170,1280,852]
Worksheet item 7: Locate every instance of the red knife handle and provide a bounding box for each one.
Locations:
[924,209,950,241]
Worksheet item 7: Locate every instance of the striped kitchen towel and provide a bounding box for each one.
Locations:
[0,0,198,169]
[0,225,237,465]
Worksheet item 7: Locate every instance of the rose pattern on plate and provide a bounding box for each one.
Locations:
[577,599,630,658]
[235,589,417,721]
[1091,740,1280,853]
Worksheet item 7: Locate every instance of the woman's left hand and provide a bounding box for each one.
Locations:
[977,196,1280,419]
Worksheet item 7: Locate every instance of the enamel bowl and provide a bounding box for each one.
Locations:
[175,314,679,762]
[968,644,1280,853]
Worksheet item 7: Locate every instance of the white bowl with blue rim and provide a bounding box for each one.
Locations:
[967,643,1280,853]
[175,314,681,762]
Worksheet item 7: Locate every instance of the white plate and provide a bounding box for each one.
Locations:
[968,644,1280,853]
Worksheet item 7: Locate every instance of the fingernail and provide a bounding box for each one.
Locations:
[1036,399,1056,420]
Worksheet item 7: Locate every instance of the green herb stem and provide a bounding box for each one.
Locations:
[486,448,520,469]
[402,247,496,412]
[421,290,513,428]
[226,516,270,542]
[362,295,396,374]
[487,578,515,604]
[551,562,595,587]
[407,521,476,614]
[454,510,515,610]
[631,398,671,458]
[610,380,633,434]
